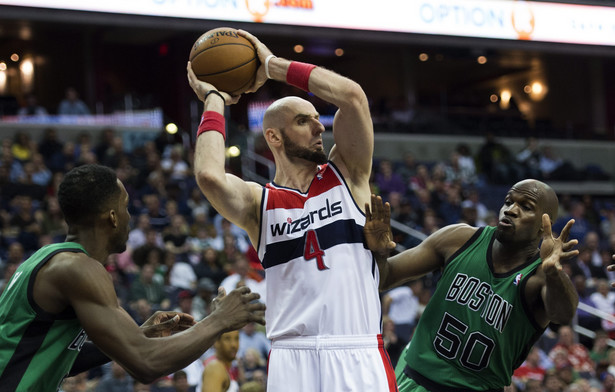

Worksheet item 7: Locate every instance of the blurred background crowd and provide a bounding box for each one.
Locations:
[1,119,615,391]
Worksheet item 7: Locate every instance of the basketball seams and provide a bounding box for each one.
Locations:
[193,57,258,77]
[189,43,255,62]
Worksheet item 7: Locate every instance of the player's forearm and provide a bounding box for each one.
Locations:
[266,56,367,111]
[543,270,579,324]
[123,313,227,383]
[193,92,228,199]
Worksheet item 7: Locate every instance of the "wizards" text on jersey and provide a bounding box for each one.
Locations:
[270,200,342,237]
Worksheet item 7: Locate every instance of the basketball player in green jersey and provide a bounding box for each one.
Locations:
[0,164,265,392]
[364,179,579,392]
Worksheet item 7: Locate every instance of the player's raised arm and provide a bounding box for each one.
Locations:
[239,29,373,191]
[187,62,261,236]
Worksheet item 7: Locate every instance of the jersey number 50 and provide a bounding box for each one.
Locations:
[434,312,495,371]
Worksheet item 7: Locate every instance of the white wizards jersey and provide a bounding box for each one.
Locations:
[258,162,382,339]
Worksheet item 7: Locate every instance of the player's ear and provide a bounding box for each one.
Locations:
[264,127,281,145]
[108,209,118,228]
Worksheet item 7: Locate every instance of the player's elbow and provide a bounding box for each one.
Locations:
[343,81,368,109]
[195,168,224,194]
[122,364,161,385]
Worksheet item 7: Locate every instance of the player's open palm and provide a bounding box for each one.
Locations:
[364,194,396,257]
[539,214,578,275]
[211,286,266,332]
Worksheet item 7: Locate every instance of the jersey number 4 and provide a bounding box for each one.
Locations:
[304,230,328,270]
[434,312,495,371]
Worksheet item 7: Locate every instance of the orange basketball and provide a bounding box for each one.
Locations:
[189,27,259,96]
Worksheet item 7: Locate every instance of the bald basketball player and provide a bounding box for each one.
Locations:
[364,179,579,392]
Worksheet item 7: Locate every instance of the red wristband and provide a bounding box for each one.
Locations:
[287,61,316,92]
[197,111,226,140]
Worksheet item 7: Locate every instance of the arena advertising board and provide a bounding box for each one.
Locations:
[1,0,615,46]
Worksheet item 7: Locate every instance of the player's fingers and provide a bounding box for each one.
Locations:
[243,292,261,303]
[562,239,578,252]
[365,202,372,220]
[541,214,553,239]
[384,201,391,225]
[559,219,575,242]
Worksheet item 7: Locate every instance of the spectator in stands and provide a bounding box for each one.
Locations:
[1,141,25,182]
[573,274,602,335]
[382,279,422,342]
[58,87,90,115]
[220,254,265,303]
[161,144,190,184]
[512,345,547,387]
[374,159,406,201]
[94,128,116,162]
[193,247,228,286]
[589,330,610,369]
[516,137,542,180]
[170,370,193,392]
[539,145,579,181]
[28,153,52,187]
[590,280,615,335]
[192,277,216,321]
[548,325,595,378]
[239,347,268,385]
[37,128,63,169]
[9,195,40,252]
[553,200,594,245]
[18,93,48,116]
[11,132,34,163]
[167,252,197,293]
[238,321,271,362]
[163,214,191,258]
[409,164,432,193]
[476,132,522,184]
[38,195,67,242]
[396,151,418,184]
[583,231,604,269]
[129,262,170,311]
[141,193,170,231]
[96,360,133,392]
[173,290,195,316]
[381,316,405,369]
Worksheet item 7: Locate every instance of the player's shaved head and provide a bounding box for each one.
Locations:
[511,179,559,221]
[262,96,309,131]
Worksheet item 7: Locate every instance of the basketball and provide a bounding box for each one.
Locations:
[189,27,259,96]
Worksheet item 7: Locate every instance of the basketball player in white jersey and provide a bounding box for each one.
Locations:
[187,30,397,392]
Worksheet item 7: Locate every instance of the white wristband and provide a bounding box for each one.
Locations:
[265,54,276,79]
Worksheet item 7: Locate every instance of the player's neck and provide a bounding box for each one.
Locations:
[65,228,110,264]
[273,161,320,192]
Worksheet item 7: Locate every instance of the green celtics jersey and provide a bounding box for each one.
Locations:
[0,242,88,391]
[404,226,544,391]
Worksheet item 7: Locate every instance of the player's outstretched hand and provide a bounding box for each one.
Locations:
[364,194,396,258]
[539,215,578,275]
[211,286,266,332]
[186,62,240,105]
[237,29,272,94]
[141,311,196,338]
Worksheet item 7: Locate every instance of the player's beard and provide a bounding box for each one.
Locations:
[281,129,327,164]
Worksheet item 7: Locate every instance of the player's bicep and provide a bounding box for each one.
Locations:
[60,261,146,362]
[201,173,261,230]
[387,239,444,285]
